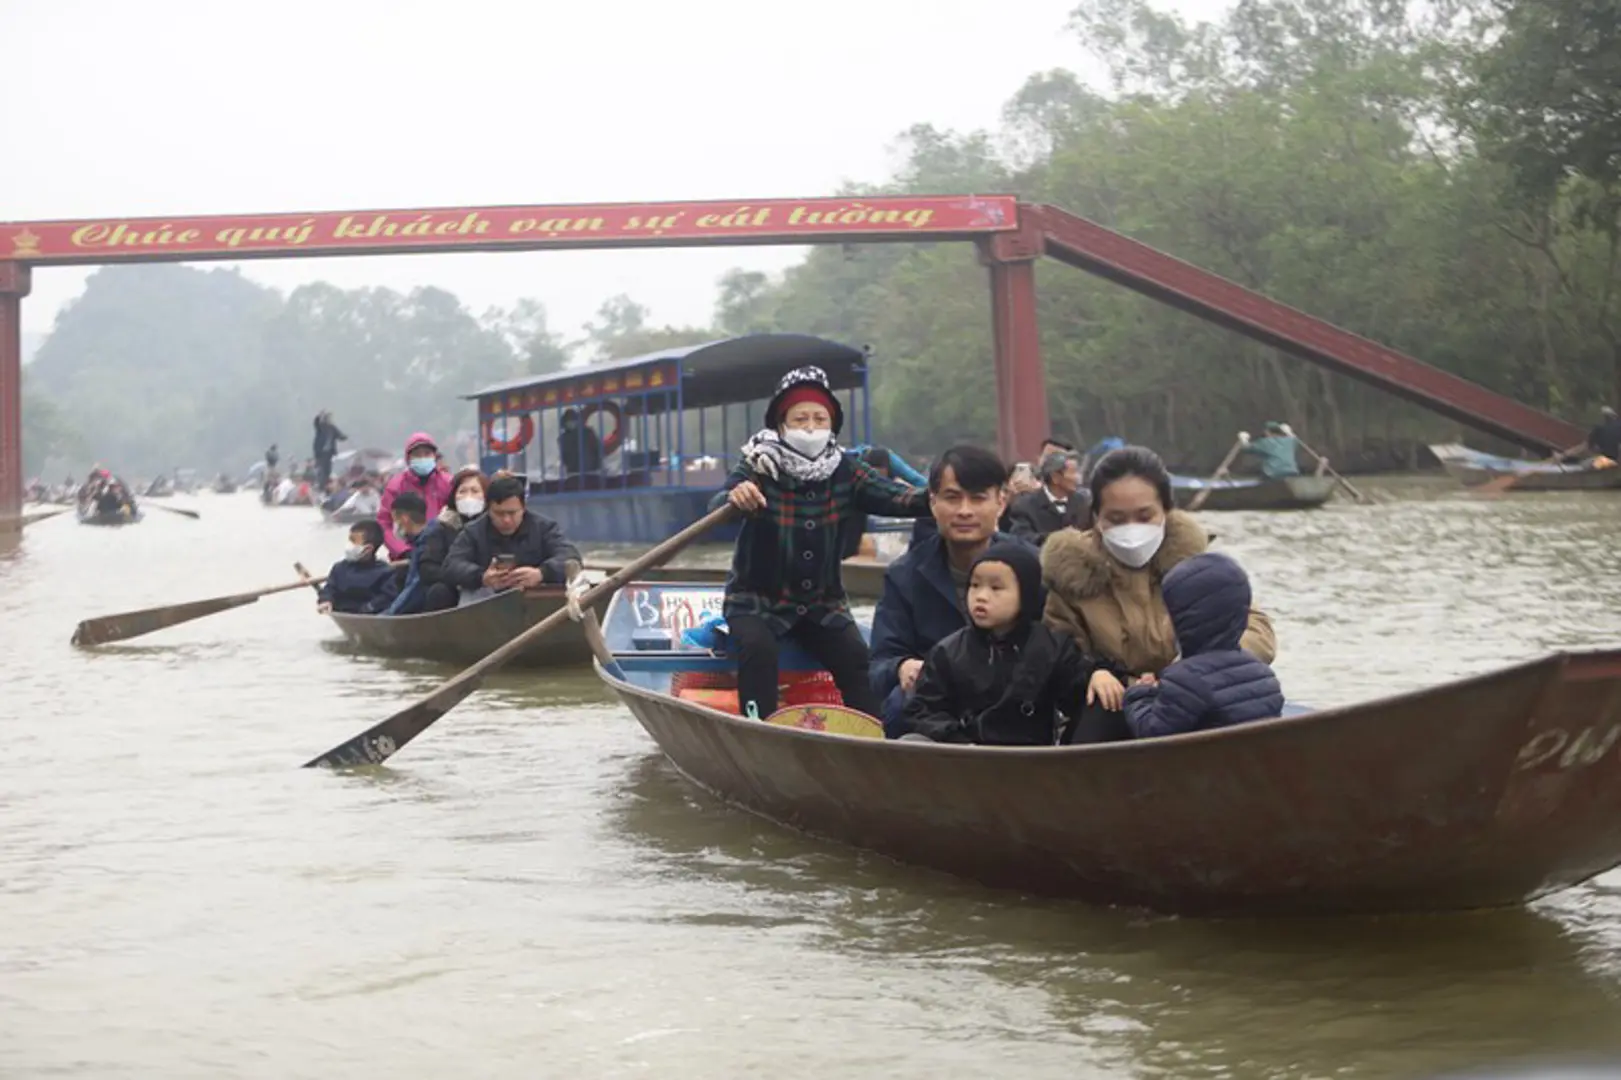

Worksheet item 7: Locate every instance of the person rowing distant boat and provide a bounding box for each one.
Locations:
[1236,422,1302,478]
[1556,406,1621,467]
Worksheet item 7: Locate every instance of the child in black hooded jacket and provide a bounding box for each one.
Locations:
[896,540,1095,745]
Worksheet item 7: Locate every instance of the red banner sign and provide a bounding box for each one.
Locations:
[0,196,1019,265]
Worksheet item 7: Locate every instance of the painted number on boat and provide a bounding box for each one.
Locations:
[1515,723,1621,772]
[658,590,724,635]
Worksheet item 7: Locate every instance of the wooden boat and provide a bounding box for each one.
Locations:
[1171,473,1337,511]
[76,502,142,526]
[327,586,595,668]
[1429,443,1621,492]
[591,582,1621,917]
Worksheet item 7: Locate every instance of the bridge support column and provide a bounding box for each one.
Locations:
[980,226,1049,466]
[0,262,29,525]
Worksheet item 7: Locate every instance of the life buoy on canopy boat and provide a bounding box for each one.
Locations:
[582,401,624,455]
[484,414,535,454]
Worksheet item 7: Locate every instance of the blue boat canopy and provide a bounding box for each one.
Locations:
[466,333,867,414]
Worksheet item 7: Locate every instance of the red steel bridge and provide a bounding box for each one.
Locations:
[0,195,1582,521]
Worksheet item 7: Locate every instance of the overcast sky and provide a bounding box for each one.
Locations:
[5,0,1226,346]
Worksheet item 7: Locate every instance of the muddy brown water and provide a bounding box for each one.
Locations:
[4,477,1621,1078]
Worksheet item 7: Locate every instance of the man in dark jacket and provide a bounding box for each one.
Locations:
[896,541,1093,745]
[1122,552,1284,739]
[317,519,399,615]
[442,474,583,600]
[869,445,1022,734]
[312,411,347,491]
[1005,450,1085,545]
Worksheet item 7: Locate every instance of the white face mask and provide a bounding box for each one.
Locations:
[456,496,485,517]
[1101,521,1165,569]
[344,544,370,562]
[782,428,832,458]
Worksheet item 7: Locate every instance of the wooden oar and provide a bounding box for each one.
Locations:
[303,503,739,769]
[1187,439,1244,512]
[146,503,201,520]
[1287,433,1372,504]
[72,573,331,646]
[11,508,67,527]
[1475,449,1571,496]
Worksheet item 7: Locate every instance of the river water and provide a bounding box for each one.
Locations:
[5,477,1621,1079]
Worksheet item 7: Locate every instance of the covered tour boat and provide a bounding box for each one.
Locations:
[468,334,875,545]
[590,581,1621,917]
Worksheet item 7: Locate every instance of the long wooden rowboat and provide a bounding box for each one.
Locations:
[327,586,595,668]
[1429,443,1621,492]
[593,584,1621,917]
[1171,474,1337,511]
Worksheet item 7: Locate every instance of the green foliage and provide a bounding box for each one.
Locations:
[28,266,548,474]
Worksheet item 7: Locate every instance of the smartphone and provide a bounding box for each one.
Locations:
[493,554,517,570]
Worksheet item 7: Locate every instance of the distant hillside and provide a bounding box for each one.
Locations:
[22,332,43,364]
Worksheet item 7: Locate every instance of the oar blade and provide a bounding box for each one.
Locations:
[152,504,201,520]
[72,594,259,646]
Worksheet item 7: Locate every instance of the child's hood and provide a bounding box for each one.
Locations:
[1161,551,1251,655]
[970,540,1044,628]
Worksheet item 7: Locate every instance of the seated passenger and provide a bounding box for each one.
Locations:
[317,520,400,615]
[1123,552,1284,738]
[1042,446,1276,744]
[1005,450,1086,546]
[383,490,431,614]
[716,365,930,720]
[391,467,488,615]
[896,541,1093,745]
[869,444,1016,733]
[442,474,583,604]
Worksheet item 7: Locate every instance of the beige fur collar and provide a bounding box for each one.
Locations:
[1040,509,1208,600]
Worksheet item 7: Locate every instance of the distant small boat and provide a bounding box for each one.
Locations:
[77,502,142,526]
[1429,443,1621,492]
[1171,473,1337,511]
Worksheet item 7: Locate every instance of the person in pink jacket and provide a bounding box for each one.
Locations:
[379,432,454,558]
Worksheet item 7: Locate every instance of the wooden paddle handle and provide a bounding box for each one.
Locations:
[1188,439,1244,512]
[449,504,739,684]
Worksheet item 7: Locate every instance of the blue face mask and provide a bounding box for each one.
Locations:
[408,457,436,478]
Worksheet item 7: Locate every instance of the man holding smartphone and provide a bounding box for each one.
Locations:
[442,474,584,607]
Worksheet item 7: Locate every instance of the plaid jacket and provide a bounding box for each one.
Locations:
[710,455,929,632]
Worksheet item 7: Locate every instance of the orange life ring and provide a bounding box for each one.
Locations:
[484,414,535,454]
[582,401,624,455]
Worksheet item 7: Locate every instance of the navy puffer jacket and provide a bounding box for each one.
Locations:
[1123,552,1283,739]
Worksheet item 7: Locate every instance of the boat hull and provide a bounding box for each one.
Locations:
[598,649,1621,916]
[1430,443,1621,491]
[328,587,593,668]
[1171,474,1337,511]
[76,506,142,526]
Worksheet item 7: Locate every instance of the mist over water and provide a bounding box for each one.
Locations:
[5,477,1621,1079]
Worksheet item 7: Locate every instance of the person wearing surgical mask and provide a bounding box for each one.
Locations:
[716,365,931,722]
[1039,445,1276,744]
[389,467,488,614]
[377,431,454,559]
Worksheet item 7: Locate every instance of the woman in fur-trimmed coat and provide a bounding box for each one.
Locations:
[1041,445,1276,744]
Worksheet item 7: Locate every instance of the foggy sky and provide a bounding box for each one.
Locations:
[5,0,1226,346]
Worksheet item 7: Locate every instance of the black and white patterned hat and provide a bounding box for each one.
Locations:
[764,365,844,436]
